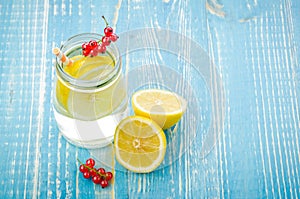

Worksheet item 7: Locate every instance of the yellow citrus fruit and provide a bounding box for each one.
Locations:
[56,55,126,120]
[114,116,167,173]
[63,55,113,79]
[131,89,187,129]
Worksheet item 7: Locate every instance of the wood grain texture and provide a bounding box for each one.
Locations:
[0,0,299,198]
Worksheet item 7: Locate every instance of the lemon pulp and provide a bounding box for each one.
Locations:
[114,116,167,173]
[131,89,187,129]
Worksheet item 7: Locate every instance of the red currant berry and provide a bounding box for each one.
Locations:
[90,49,98,57]
[82,42,92,56]
[105,172,113,181]
[86,158,95,167]
[109,33,119,42]
[79,164,88,173]
[83,171,91,179]
[92,175,102,184]
[104,26,113,37]
[97,168,106,175]
[82,42,90,51]
[97,45,106,54]
[89,168,97,177]
[89,40,98,48]
[100,179,109,188]
[101,36,111,46]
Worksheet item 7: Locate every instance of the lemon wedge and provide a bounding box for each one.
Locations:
[131,89,187,129]
[114,116,167,173]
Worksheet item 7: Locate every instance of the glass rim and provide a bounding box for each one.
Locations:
[55,33,121,90]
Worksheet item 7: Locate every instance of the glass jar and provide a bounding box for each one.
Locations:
[53,33,128,148]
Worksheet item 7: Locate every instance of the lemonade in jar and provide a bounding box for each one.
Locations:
[53,33,127,148]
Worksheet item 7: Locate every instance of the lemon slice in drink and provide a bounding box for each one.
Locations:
[56,55,125,120]
[132,89,187,129]
[114,116,167,173]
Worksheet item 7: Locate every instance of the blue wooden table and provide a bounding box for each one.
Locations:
[0,0,299,198]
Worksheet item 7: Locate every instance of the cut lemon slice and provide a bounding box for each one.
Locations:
[114,116,167,173]
[132,89,187,129]
[56,55,126,120]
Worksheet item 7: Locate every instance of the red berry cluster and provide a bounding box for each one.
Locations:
[82,40,101,57]
[82,16,119,57]
[78,158,113,188]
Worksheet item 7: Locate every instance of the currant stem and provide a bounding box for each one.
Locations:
[77,158,84,165]
[102,16,109,26]
[77,158,106,177]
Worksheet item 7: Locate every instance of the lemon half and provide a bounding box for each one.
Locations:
[114,116,167,173]
[132,89,187,129]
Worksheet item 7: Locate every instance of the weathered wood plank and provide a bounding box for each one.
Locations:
[0,0,299,198]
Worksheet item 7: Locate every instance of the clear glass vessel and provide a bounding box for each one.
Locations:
[53,33,128,148]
